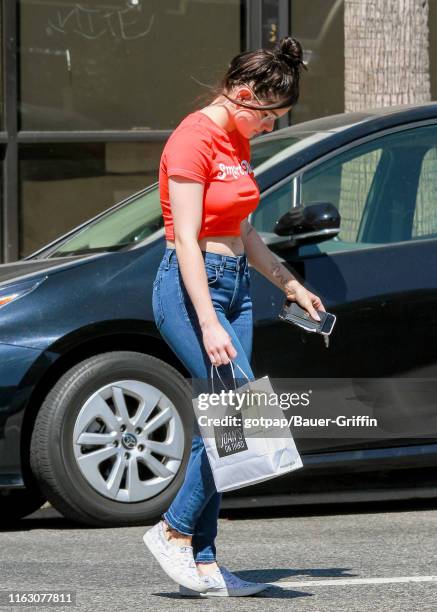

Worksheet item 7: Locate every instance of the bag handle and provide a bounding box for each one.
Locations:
[210,360,251,394]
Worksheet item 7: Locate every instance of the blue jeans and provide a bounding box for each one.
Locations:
[152,247,255,562]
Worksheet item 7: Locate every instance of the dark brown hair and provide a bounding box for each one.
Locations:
[196,36,307,112]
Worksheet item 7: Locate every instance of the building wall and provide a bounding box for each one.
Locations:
[16,0,243,258]
[0,0,436,260]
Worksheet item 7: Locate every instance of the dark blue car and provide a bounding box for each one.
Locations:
[1,102,437,526]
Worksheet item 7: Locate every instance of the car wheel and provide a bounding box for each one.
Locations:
[30,351,193,527]
[0,488,46,523]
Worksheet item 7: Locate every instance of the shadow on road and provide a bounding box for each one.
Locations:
[152,586,313,600]
[1,496,437,532]
[220,496,437,521]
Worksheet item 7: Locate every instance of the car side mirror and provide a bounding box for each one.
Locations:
[274,202,341,245]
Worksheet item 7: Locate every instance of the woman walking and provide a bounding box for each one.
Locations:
[143,36,325,597]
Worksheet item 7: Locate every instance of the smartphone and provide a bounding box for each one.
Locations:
[320,311,336,335]
[278,300,336,335]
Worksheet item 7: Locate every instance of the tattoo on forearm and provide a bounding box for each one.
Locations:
[269,259,297,288]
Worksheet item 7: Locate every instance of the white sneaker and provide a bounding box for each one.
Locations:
[179,565,271,597]
[143,521,208,593]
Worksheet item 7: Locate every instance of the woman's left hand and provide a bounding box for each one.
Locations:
[284,280,326,322]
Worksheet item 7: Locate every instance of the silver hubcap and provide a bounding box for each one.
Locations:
[72,380,185,502]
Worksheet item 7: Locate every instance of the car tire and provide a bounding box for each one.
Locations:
[30,351,193,527]
[0,488,46,523]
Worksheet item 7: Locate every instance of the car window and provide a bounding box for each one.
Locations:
[250,179,294,234]
[299,123,437,255]
[302,149,383,244]
[251,136,303,168]
[413,146,437,239]
[250,146,381,242]
[49,187,164,257]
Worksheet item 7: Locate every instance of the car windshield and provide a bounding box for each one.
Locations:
[250,135,303,167]
[38,132,313,259]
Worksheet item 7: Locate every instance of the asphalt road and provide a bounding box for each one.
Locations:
[1,500,437,611]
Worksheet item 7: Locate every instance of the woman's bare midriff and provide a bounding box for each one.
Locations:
[166,235,245,257]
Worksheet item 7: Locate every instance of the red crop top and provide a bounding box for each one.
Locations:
[159,110,260,241]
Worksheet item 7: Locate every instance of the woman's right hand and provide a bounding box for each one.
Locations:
[201,320,237,366]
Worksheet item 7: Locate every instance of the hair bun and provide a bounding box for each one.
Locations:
[274,36,305,69]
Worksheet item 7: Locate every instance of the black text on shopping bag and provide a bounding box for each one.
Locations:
[214,413,248,457]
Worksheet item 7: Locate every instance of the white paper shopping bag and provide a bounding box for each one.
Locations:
[192,361,303,492]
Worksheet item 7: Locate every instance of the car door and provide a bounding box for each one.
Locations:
[249,122,437,453]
